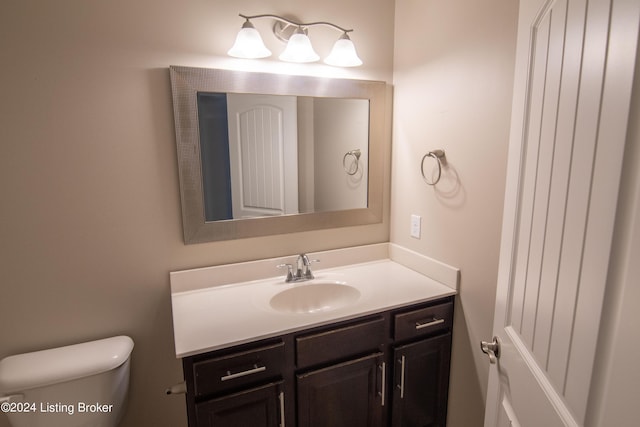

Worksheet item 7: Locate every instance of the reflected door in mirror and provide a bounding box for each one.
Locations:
[227,94,299,219]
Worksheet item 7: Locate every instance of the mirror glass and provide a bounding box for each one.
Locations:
[197,92,369,221]
[170,66,387,243]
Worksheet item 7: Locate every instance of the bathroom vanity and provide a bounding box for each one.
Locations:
[182,296,452,427]
[170,246,458,427]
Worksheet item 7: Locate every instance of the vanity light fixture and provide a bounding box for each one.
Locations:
[227,19,272,59]
[324,32,362,67]
[279,26,320,63]
[228,14,363,67]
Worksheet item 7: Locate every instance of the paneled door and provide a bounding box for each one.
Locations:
[226,93,299,219]
[195,381,284,427]
[484,0,639,425]
[391,334,452,427]
[297,353,384,427]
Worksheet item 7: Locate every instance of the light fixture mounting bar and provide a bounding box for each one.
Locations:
[239,13,353,33]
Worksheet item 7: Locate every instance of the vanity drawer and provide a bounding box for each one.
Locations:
[192,341,285,397]
[394,300,453,341]
[296,316,385,369]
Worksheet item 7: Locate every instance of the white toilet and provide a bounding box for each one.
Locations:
[0,335,134,427]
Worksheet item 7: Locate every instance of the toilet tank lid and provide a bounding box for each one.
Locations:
[0,336,134,394]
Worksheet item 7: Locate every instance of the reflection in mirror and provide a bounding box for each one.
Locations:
[169,66,387,243]
[197,92,370,221]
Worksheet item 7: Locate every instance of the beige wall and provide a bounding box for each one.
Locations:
[0,1,394,426]
[313,98,369,211]
[391,0,518,425]
[0,0,532,425]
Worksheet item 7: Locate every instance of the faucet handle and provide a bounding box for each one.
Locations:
[277,263,294,282]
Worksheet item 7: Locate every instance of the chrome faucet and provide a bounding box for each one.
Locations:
[296,253,314,280]
[277,253,319,282]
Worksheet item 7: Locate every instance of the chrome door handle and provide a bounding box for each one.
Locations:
[378,362,386,406]
[397,355,406,398]
[278,391,285,427]
[480,336,501,364]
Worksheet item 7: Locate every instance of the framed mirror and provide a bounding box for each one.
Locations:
[169,66,387,243]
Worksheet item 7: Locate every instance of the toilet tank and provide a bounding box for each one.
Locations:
[0,336,134,427]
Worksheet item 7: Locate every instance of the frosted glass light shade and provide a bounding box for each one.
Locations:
[324,33,362,67]
[227,21,272,59]
[279,28,319,63]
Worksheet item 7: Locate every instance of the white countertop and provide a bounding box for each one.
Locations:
[171,259,456,358]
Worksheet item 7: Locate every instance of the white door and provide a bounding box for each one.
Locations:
[484,0,639,425]
[226,93,299,219]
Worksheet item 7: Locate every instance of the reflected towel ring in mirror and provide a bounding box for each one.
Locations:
[343,149,361,175]
[421,149,446,185]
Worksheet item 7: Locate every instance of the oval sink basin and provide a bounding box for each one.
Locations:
[270,283,360,314]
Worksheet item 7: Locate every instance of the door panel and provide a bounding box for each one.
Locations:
[195,381,283,427]
[485,0,639,424]
[297,353,383,427]
[226,94,298,219]
[392,334,451,427]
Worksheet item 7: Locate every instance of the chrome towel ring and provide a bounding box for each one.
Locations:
[421,149,446,185]
[343,149,361,175]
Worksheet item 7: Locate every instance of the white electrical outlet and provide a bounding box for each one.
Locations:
[410,214,421,239]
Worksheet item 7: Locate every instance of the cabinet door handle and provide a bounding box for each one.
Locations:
[415,318,445,330]
[378,362,386,406]
[397,355,406,399]
[220,364,266,382]
[278,391,285,427]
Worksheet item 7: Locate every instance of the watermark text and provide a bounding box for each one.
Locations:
[1,401,114,415]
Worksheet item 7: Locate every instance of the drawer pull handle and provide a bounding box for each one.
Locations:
[220,364,266,382]
[278,391,285,427]
[415,318,445,330]
[378,362,386,406]
[397,355,406,399]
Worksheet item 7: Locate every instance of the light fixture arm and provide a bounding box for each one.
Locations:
[239,13,353,34]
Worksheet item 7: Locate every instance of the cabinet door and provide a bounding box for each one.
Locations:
[195,381,284,427]
[297,353,384,427]
[392,333,452,427]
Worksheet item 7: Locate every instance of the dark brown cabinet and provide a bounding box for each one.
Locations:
[195,381,284,427]
[390,300,453,427]
[183,339,290,427]
[298,353,384,427]
[182,296,454,427]
[391,334,452,427]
